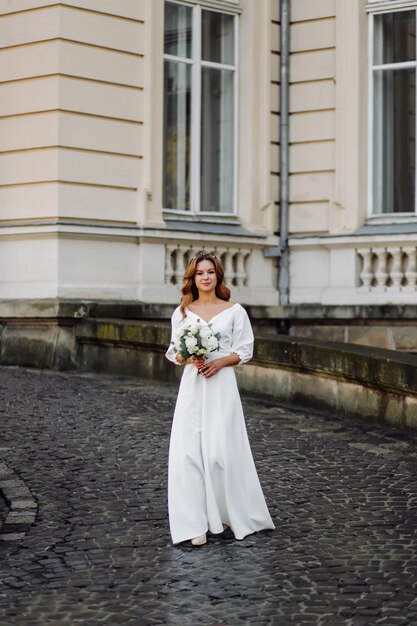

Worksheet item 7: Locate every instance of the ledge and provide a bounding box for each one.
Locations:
[280,304,417,320]
[0,311,416,430]
[356,222,417,236]
[2,300,417,323]
[76,319,417,397]
[253,335,417,398]
[75,319,417,430]
[163,219,263,238]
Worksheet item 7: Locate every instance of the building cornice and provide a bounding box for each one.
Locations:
[0,220,278,247]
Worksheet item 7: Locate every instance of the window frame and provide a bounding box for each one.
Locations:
[367,1,417,221]
[163,0,239,217]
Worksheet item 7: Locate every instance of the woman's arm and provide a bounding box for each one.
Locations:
[165,308,183,365]
[230,305,254,366]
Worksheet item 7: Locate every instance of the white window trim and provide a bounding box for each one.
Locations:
[163,0,239,217]
[367,3,417,219]
[174,0,242,13]
[366,1,417,12]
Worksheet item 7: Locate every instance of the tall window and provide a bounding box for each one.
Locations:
[370,7,417,215]
[163,1,237,214]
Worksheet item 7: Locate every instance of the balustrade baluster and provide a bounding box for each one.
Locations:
[174,246,186,285]
[222,250,234,286]
[236,249,249,287]
[185,248,195,266]
[243,250,251,286]
[165,245,177,284]
[403,247,417,289]
[374,248,388,290]
[357,248,373,289]
[387,247,403,290]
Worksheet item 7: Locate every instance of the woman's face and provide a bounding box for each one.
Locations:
[194,259,217,294]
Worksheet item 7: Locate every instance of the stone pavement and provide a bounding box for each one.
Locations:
[0,367,417,626]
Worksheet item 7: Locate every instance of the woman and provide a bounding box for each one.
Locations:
[165,251,275,546]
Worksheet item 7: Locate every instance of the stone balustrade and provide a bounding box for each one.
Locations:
[165,245,251,288]
[289,234,417,305]
[357,245,417,292]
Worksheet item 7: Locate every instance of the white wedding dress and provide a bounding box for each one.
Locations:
[166,303,275,545]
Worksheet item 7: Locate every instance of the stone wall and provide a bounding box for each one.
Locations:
[289,322,417,352]
[2,310,415,430]
[284,303,417,352]
[76,318,417,429]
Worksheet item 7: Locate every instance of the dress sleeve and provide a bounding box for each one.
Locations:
[165,307,183,365]
[231,304,254,366]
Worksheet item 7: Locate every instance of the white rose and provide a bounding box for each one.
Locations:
[199,326,211,339]
[185,336,198,352]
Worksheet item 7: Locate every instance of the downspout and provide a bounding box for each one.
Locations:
[278,0,290,306]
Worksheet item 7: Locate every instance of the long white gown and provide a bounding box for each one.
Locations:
[165,303,275,545]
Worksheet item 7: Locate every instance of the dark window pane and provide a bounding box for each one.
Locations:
[200,67,234,212]
[373,68,415,213]
[202,10,234,65]
[164,1,192,58]
[163,60,192,211]
[374,11,416,64]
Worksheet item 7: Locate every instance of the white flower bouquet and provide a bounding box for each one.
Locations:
[172,320,221,366]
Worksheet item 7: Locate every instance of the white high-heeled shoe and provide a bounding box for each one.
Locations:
[191,533,207,546]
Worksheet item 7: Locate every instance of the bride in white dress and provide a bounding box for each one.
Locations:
[165,251,275,546]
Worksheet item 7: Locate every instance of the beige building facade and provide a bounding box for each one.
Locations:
[289,0,417,309]
[0,0,279,307]
[1,0,417,354]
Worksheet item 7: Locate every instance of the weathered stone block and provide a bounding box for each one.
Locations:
[290,325,346,343]
[78,342,179,384]
[404,396,417,429]
[347,326,393,350]
[0,322,76,370]
[54,325,77,369]
[1,324,57,368]
[289,370,338,412]
[392,327,417,352]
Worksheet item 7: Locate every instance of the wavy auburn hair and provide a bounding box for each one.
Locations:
[179,251,231,318]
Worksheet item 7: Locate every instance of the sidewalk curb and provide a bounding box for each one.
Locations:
[0,460,37,542]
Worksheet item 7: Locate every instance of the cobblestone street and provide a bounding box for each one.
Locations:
[0,366,416,626]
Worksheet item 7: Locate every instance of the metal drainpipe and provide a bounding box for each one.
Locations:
[278,0,290,306]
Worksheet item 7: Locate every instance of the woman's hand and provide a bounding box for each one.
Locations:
[177,354,207,369]
[199,353,240,378]
[178,353,239,376]
[190,356,206,369]
[199,357,225,378]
